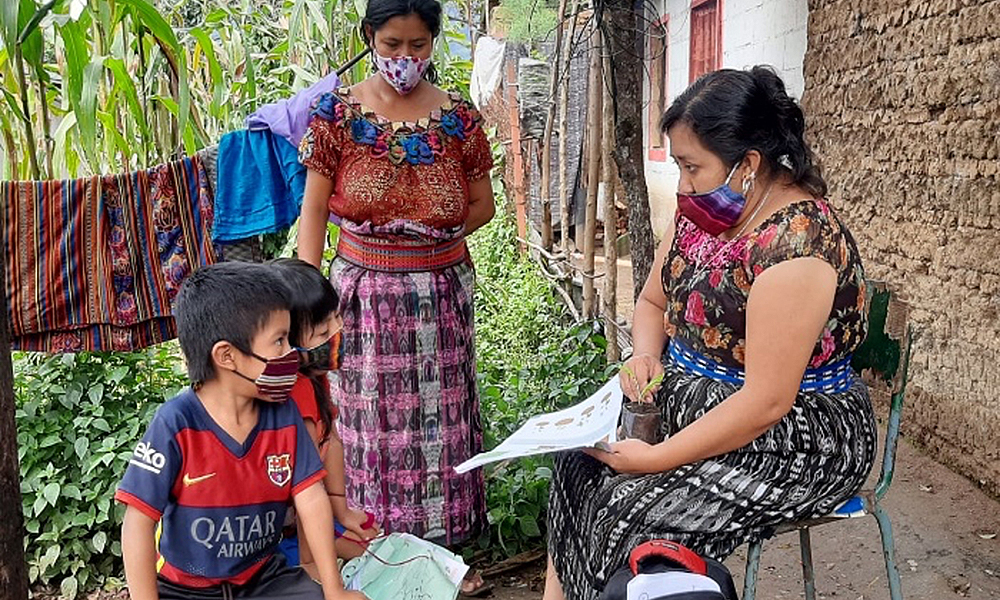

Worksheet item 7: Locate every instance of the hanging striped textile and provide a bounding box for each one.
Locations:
[2,156,219,353]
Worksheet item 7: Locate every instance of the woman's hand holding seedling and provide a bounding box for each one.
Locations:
[619,354,665,403]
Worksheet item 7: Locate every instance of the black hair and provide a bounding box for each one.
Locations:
[660,65,828,198]
[362,0,442,84]
[270,258,340,446]
[174,262,291,387]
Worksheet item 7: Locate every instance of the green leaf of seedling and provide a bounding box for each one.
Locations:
[640,373,664,400]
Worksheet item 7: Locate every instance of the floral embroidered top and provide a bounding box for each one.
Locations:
[298,88,494,229]
[662,199,867,370]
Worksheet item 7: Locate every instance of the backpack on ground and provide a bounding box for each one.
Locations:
[599,540,739,600]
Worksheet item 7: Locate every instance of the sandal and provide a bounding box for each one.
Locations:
[459,569,494,597]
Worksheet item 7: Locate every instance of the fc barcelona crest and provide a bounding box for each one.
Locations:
[266,454,292,487]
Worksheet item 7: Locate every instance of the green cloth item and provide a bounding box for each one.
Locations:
[341,533,468,600]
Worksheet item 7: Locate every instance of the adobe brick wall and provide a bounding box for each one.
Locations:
[803,0,1000,495]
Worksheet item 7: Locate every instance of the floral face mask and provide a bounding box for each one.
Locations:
[374,52,431,95]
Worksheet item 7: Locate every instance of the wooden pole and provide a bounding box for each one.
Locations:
[466,0,477,45]
[582,28,602,319]
[557,0,581,254]
[601,49,620,362]
[539,0,570,250]
[0,192,29,599]
[505,59,528,247]
[600,2,655,300]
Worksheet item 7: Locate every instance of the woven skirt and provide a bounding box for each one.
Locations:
[547,365,877,600]
[330,219,486,546]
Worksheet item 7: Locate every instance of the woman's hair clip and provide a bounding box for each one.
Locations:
[778,154,793,170]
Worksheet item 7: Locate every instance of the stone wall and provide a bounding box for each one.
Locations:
[803,0,1000,495]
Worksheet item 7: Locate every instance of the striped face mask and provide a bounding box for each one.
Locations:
[676,162,746,236]
[235,349,300,403]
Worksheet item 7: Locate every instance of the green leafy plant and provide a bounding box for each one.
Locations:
[14,346,188,598]
[469,213,616,559]
[475,323,615,559]
[482,457,552,556]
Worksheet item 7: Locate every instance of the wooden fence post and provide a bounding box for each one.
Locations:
[558,0,582,254]
[582,28,602,319]
[539,0,571,251]
[601,48,620,362]
[505,58,529,247]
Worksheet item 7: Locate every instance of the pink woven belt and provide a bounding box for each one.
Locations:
[336,228,468,272]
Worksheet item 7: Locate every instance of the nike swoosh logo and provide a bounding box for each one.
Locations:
[182,472,217,487]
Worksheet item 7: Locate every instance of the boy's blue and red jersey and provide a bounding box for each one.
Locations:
[115,388,325,588]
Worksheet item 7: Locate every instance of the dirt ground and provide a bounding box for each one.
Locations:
[489,437,1000,600]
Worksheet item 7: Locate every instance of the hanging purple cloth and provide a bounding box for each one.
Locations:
[246,72,341,148]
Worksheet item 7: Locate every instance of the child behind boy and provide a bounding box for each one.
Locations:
[115,262,365,600]
[271,258,379,572]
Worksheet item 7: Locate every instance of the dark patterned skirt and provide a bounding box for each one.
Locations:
[547,366,877,600]
[330,220,486,546]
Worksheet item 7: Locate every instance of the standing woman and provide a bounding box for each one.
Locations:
[297,0,495,562]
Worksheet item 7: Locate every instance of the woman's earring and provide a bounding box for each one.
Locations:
[742,171,756,196]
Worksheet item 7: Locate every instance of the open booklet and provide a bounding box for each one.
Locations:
[455,377,623,473]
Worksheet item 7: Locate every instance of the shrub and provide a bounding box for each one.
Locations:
[469,214,616,559]
[15,346,187,598]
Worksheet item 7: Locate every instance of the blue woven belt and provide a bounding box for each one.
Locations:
[666,338,855,394]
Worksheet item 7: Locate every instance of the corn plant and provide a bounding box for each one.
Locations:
[0,0,473,182]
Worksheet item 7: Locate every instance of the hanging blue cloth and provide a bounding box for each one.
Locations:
[212,129,305,242]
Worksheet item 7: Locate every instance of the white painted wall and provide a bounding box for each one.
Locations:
[642,0,808,240]
[723,0,808,97]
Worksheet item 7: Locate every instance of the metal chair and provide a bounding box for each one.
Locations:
[743,280,913,600]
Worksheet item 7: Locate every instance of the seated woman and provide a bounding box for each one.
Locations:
[543,66,877,600]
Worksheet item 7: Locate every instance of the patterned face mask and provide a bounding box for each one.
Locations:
[675,162,747,236]
[298,331,344,372]
[374,52,431,95]
[234,348,300,402]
